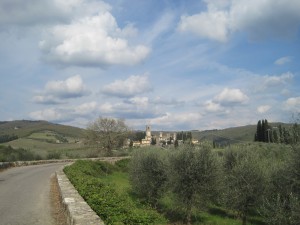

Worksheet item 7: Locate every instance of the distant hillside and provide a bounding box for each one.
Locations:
[0,120,85,138]
[192,122,290,146]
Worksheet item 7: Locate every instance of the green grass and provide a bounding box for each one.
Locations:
[100,171,131,193]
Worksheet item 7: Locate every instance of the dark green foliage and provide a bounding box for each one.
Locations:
[255,119,272,142]
[54,134,68,143]
[0,134,18,143]
[115,158,131,172]
[176,131,192,142]
[0,145,42,161]
[46,151,61,159]
[130,131,146,141]
[130,149,167,207]
[174,139,179,148]
[64,160,167,225]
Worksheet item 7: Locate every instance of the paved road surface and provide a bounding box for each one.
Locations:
[0,163,66,225]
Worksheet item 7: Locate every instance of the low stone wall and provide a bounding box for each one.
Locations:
[0,157,129,169]
[56,166,105,225]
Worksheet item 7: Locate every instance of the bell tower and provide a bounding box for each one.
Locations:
[146,125,151,138]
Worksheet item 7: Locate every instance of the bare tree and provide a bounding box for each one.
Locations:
[86,117,130,156]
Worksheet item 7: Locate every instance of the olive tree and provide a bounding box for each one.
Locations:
[129,148,167,207]
[169,144,221,225]
[224,149,265,225]
[86,117,130,156]
[260,145,300,225]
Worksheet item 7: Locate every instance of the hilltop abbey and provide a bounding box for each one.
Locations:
[132,125,177,147]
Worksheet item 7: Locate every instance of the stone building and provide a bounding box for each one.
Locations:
[130,125,178,147]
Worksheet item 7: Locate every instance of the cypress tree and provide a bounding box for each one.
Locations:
[262,120,266,142]
[256,120,263,142]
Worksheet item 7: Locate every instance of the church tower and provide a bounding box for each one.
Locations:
[146,125,151,138]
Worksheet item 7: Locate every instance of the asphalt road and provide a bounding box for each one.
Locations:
[0,163,66,225]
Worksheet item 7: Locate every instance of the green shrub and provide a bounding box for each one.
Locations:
[115,158,130,172]
[64,160,167,224]
[46,151,61,159]
[0,145,42,162]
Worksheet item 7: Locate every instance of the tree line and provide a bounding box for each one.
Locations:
[254,119,300,144]
[0,134,18,143]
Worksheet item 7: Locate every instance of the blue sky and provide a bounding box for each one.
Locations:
[0,0,299,131]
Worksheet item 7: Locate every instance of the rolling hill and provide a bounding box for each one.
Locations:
[0,120,84,138]
[191,122,290,146]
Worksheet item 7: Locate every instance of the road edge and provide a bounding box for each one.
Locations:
[55,165,105,225]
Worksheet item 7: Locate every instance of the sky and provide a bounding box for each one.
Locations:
[0,0,300,131]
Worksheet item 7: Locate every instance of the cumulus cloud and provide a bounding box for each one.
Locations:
[178,0,300,42]
[74,101,98,115]
[275,56,292,65]
[214,88,249,106]
[257,105,271,113]
[284,97,300,112]
[30,101,100,123]
[261,72,294,89]
[32,95,65,105]
[29,108,63,121]
[102,75,152,98]
[33,75,90,104]
[204,100,224,112]
[178,10,230,42]
[149,112,203,130]
[128,97,149,108]
[40,11,150,67]
[45,75,89,98]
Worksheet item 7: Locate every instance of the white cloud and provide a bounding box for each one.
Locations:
[178,10,230,42]
[40,12,150,67]
[178,0,300,42]
[275,56,291,65]
[102,75,152,98]
[45,75,89,98]
[33,75,90,104]
[29,108,62,121]
[262,72,294,88]
[284,97,300,112]
[74,102,98,115]
[214,88,249,106]
[204,100,223,112]
[257,105,271,114]
[32,95,65,105]
[128,97,149,107]
[149,112,203,130]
